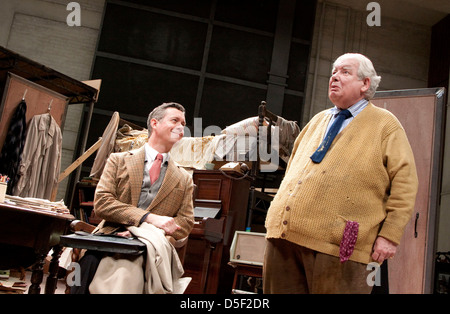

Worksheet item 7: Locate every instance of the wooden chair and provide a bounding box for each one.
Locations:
[60,184,197,293]
[61,220,189,265]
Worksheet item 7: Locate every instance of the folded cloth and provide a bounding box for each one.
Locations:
[89,223,191,294]
[128,223,191,294]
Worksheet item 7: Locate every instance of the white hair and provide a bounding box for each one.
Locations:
[333,53,382,99]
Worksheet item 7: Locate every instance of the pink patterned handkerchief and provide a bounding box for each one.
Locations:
[339,220,359,263]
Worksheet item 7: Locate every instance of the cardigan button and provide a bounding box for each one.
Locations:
[283,220,288,225]
[286,206,290,211]
[281,233,286,238]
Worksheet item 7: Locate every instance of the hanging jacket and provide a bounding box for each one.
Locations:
[0,100,27,194]
[13,113,62,200]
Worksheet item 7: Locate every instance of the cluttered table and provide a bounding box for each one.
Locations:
[0,196,74,294]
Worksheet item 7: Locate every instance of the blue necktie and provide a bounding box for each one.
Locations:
[310,109,352,163]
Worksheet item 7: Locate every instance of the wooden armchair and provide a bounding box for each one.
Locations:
[61,184,198,263]
[61,219,189,265]
[60,184,197,293]
[60,220,189,294]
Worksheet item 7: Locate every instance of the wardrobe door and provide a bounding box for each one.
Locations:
[0,73,68,149]
[372,88,445,293]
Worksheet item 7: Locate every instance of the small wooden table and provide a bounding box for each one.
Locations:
[0,202,74,294]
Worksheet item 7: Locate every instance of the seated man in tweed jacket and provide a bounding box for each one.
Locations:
[71,102,194,294]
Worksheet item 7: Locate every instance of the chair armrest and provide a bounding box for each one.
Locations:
[174,236,189,249]
[70,220,96,233]
[166,235,188,249]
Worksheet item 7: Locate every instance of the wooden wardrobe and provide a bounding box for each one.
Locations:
[372,87,446,293]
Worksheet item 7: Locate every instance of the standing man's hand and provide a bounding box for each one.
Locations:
[145,213,181,235]
[372,236,397,263]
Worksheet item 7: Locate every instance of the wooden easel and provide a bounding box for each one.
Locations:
[49,79,101,201]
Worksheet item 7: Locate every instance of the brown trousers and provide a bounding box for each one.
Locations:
[263,238,374,294]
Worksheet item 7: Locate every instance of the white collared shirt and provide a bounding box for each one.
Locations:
[138,143,170,211]
[324,99,369,137]
[144,143,169,173]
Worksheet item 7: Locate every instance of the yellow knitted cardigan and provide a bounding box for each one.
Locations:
[265,103,418,264]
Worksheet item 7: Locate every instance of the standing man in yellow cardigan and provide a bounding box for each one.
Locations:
[263,53,418,294]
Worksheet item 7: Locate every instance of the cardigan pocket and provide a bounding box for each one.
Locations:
[332,215,360,262]
[330,215,347,245]
[339,220,359,262]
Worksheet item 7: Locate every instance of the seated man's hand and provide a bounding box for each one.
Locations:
[145,213,181,235]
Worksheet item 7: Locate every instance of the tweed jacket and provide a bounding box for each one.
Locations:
[93,145,194,240]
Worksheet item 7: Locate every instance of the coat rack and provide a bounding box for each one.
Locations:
[0,46,100,203]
